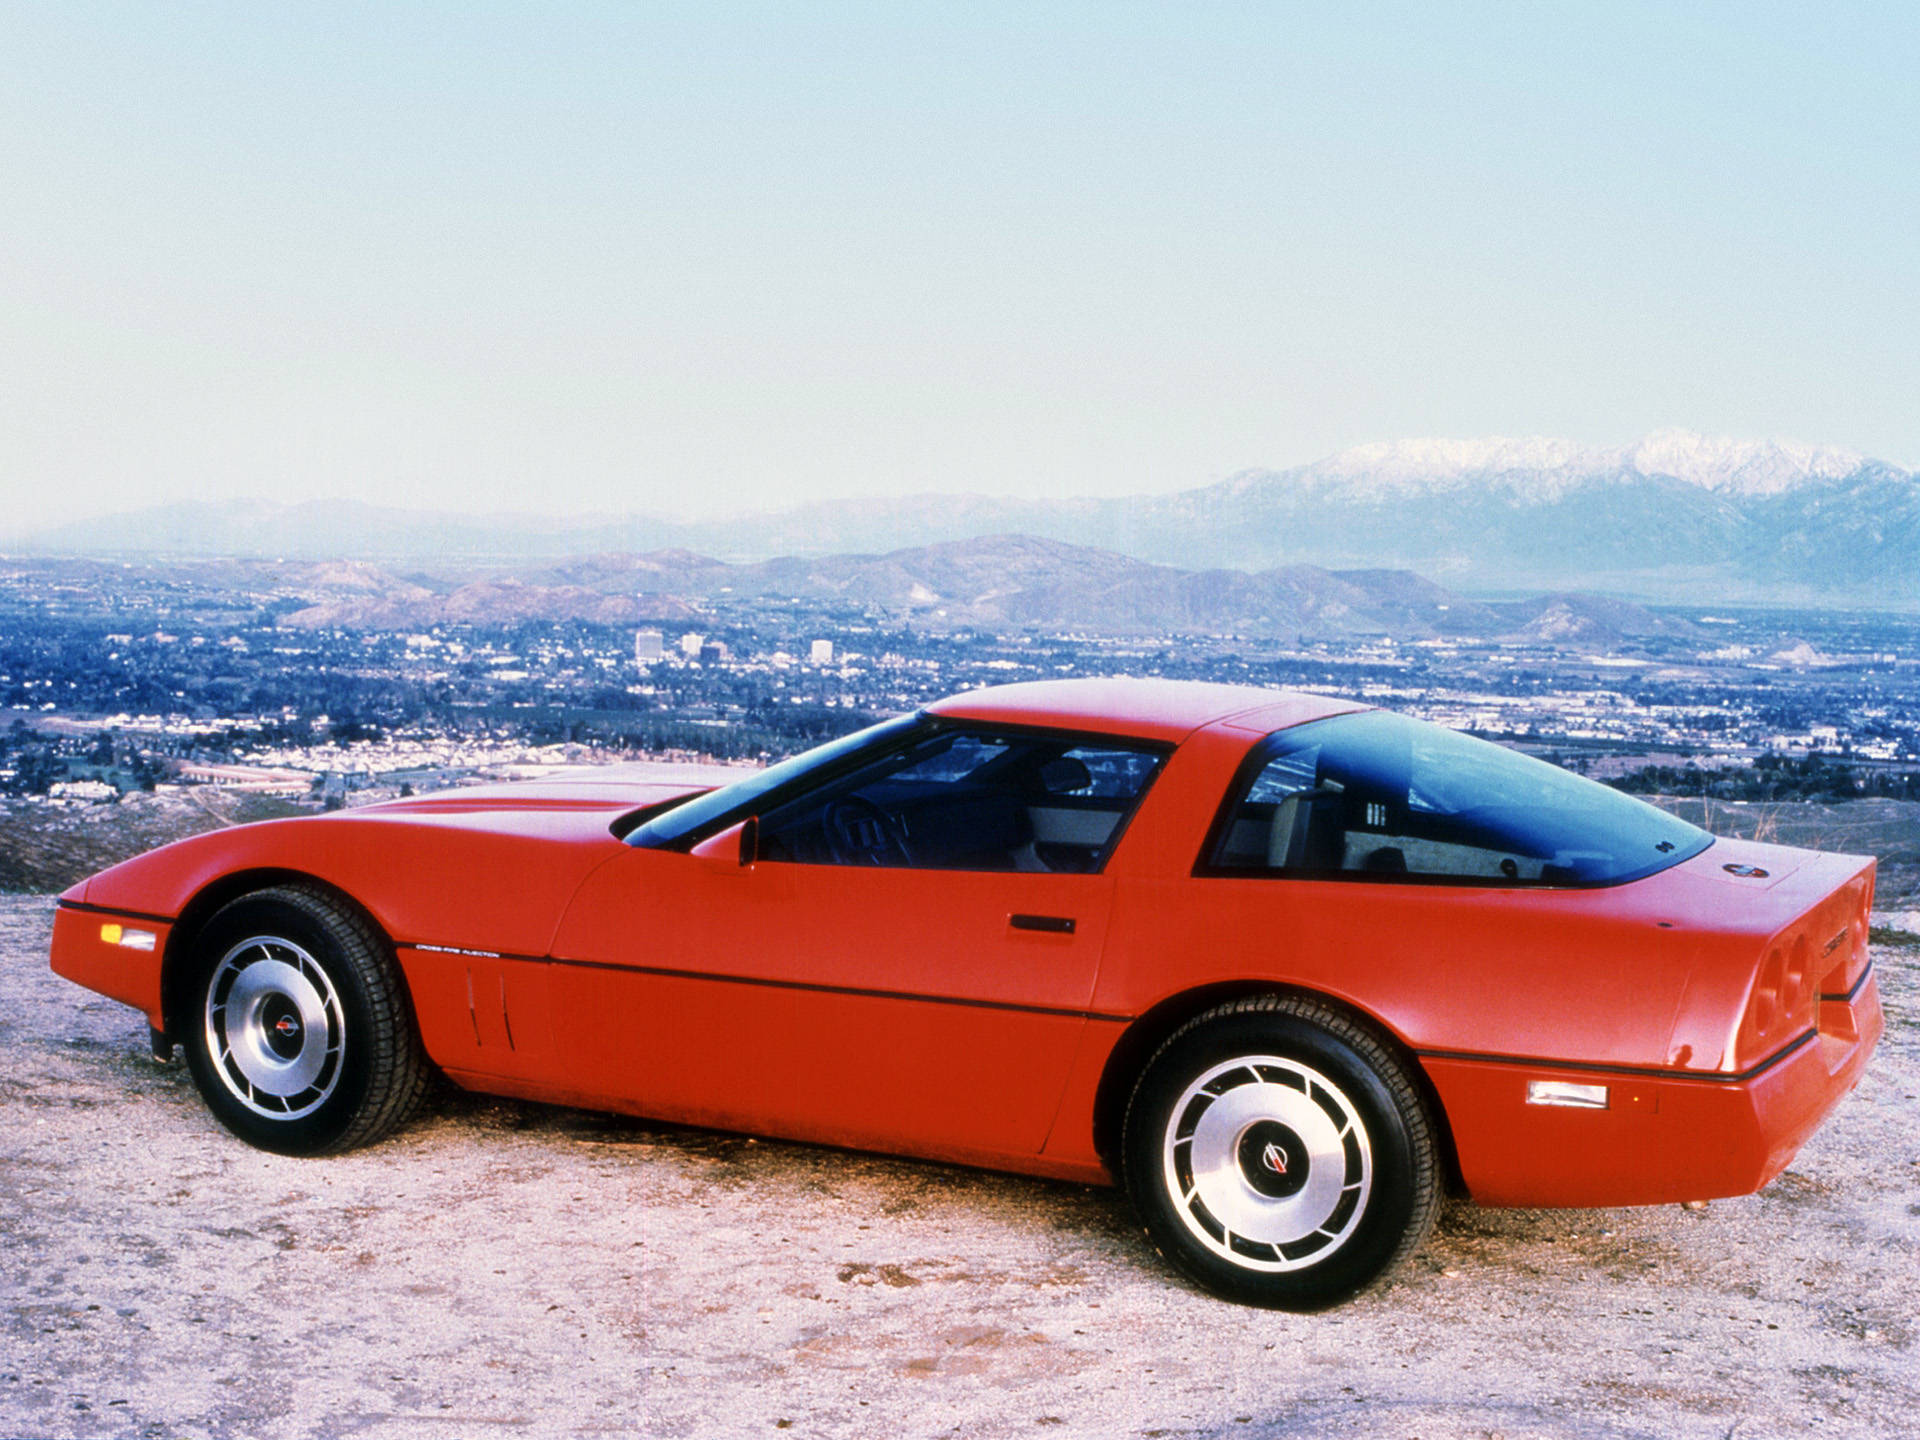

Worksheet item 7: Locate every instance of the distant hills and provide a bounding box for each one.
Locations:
[240,535,1696,647]
[15,430,1917,608]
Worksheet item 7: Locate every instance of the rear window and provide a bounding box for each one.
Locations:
[1204,711,1711,887]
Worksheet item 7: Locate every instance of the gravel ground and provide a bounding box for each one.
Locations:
[2,892,1916,1440]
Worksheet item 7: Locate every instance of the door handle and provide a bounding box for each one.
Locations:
[1009,913,1076,934]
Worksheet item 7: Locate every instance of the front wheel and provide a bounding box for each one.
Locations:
[182,884,429,1155]
[1121,996,1439,1309]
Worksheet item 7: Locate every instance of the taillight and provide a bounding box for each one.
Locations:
[1733,869,1875,1070]
[1737,935,1818,1069]
[1784,935,1813,1019]
[1746,945,1785,1045]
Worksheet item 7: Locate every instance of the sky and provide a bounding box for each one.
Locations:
[2,2,1916,535]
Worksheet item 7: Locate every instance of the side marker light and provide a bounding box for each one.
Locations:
[1526,1079,1609,1109]
[100,923,157,952]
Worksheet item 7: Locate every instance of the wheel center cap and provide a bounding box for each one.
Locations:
[1237,1120,1310,1199]
[262,999,304,1058]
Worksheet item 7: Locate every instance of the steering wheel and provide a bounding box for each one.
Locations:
[823,796,913,866]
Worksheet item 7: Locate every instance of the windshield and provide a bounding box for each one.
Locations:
[1207,710,1712,887]
[623,714,924,849]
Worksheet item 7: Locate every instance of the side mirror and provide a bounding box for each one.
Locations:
[689,818,759,867]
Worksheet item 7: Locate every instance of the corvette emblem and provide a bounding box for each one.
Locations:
[1261,1142,1289,1175]
[275,1017,299,1037]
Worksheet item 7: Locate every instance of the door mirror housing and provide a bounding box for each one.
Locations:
[689,817,760,867]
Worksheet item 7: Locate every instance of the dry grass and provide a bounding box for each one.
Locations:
[1650,795,1920,910]
[0,789,307,893]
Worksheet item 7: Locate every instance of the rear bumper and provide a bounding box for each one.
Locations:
[50,902,171,1030]
[1425,966,1884,1208]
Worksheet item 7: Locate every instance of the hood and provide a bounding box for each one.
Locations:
[350,760,752,820]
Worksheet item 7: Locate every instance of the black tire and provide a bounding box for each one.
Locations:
[181,883,429,1156]
[1120,995,1439,1309]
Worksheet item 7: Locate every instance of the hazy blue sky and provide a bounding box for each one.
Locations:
[2,2,1915,533]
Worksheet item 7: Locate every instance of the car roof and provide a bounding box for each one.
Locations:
[924,677,1364,743]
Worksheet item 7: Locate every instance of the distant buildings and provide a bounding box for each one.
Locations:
[49,779,116,803]
[4,554,1916,806]
[173,761,312,796]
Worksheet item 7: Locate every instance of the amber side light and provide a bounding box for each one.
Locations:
[1526,1080,1608,1109]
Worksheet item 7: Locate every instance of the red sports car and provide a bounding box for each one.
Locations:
[50,679,1883,1308]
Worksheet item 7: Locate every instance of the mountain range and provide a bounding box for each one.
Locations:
[14,431,1916,607]
[243,535,1696,648]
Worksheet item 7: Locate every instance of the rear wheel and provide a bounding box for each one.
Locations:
[182,884,429,1155]
[1121,995,1439,1309]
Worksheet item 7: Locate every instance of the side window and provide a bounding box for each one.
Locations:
[758,727,1166,873]
[1209,740,1339,871]
[1205,712,1711,886]
[888,732,1012,785]
[1064,747,1163,800]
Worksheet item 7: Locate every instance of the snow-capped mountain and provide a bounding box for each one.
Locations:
[17,432,1916,606]
[1616,430,1866,496]
[1123,431,1913,601]
[1267,430,1868,501]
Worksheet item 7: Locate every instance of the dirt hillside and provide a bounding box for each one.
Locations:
[1,896,1915,1439]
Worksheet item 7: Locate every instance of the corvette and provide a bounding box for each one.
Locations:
[51,678,1883,1308]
